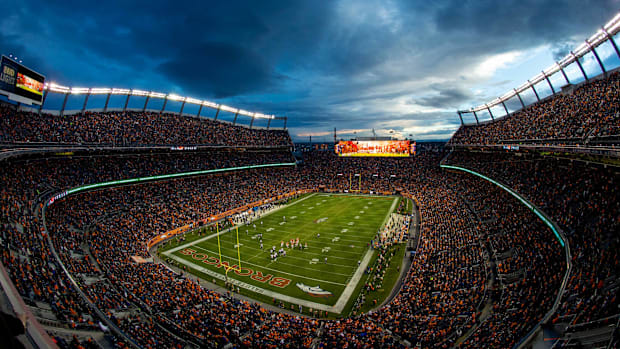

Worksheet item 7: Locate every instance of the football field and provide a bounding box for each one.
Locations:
[160,193,399,314]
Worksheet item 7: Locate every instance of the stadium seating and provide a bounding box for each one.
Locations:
[449,72,620,147]
[444,150,619,346]
[0,96,618,348]
[0,104,292,147]
[0,147,579,348]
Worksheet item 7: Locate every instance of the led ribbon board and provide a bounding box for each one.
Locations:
[440,164,565,247]
[47,162,297,206]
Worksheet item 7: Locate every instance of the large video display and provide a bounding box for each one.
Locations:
[335,140,412,157]
[0,56,45,105]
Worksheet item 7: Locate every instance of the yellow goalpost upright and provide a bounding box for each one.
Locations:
[215,220,243,280]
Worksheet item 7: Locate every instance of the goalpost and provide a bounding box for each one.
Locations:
[349,173,362,192]
[215,220,243,281]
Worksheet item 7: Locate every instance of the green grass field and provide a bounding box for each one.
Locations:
[158,193,400,314]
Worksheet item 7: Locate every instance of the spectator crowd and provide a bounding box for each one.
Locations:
[0,105,292,147]
[0,82,617,348]
[450,72,620,146]
[446,151,619,341]
[0,146,579,348]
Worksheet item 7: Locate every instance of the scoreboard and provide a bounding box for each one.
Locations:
[0,55,45,105]
[335,140,415,157]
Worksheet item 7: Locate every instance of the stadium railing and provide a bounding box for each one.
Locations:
[0,261,59,349]
[439,164,572,349]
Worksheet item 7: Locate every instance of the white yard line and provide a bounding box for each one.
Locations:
[331,248,374,312]
[264,226,377,237]
[192,244,353,277]
[258,228,370,244]
[382,197,399,227]
[326,197,399,311]
[211,243,358,268]
[162,194,400,314]
[165,193,318,255]
[167,245,349,283]
[243,243,363,260]
[166,253,340,312]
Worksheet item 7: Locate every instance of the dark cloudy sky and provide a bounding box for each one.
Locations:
[1,0,619,141]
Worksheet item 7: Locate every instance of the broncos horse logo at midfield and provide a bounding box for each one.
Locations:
[296,283,333,298]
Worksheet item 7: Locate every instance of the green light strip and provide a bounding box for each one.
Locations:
[440,164,565,247]
[61,162,297,197]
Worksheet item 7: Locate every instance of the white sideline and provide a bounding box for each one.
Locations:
[165,192,318,255]
[165,246,374,313]
[163,194,398,314]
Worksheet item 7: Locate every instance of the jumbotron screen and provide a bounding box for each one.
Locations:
[335,140,414,157]
[0,56,45,105]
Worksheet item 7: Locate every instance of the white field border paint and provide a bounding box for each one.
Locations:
[164,193,317,255]
[165,195,399,314]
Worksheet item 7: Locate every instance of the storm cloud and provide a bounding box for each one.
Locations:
[0,0,617,140]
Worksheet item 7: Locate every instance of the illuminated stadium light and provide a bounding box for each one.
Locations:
[131,89,149,96]
[219,104,238,113]
[47,82,71,93]
[148,91,166,98]
[254,113,275,119]
[167,94,185,101]
[70,87,90,94]
[90,88,112,94]
[40,83,285,125]
[202,100,219,108]
[185,97,202,104]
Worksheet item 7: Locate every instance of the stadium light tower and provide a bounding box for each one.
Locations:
[179,98,186,115]
[501,100,509,116]
[81,89,91,112]
[542,71,556,95]
[556,62,571,85]
[570,52,588,81]
[514,89,525,109]
[586,41,606,74]
[528,80,540,102]
[456,11,620,126]
[486,104,494,121]
[213,106,220,120]
[601,27,620,58]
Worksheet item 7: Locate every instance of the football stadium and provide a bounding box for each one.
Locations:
[0,2,619,349]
